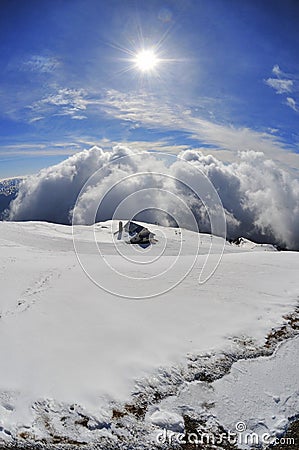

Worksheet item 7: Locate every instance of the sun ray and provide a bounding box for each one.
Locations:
[105,20,182,83]
[134,49,159,72]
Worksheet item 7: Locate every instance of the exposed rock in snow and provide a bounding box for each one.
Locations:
[0,220,298,448]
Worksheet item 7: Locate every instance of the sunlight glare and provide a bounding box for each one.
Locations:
[134,49,159,72]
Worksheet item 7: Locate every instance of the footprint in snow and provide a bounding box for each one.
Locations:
[2,269,61,318]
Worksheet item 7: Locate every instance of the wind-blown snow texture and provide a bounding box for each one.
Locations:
[0,220,298,448]
[7,146,299,250]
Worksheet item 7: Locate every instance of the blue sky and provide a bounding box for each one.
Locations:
[1,0,299,178]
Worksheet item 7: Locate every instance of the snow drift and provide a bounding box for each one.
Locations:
[0,220,298,448]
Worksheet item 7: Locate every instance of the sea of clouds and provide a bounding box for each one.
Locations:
[7,145,299,250]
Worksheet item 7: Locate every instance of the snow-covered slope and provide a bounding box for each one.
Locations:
[0,221,298,448]
[231,236,277,251]
[153,336,299,448]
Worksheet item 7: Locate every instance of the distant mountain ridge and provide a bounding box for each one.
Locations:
[0,177,22,219]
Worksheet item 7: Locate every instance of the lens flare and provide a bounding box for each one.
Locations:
[134,49,159,72]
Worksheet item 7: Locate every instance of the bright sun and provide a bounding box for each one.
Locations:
[134,49,159,72]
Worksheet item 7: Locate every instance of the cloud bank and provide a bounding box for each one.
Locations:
[8,146,299,250]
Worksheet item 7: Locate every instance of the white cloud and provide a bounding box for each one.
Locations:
[71,115,88,120]
[265,77,293,94]
[5,78,299,174]
[272,64,282,77]
[99,89,299,172]
[22,55,60,73]
[265,66,299,118]
[286,97,298,112]
[268,127,279,134]
[8,146,109,224]
[28,116,44,123]
[31,88,88,119]
[7,145,299,250]
[0,142,83,158]
[42,89,87,108]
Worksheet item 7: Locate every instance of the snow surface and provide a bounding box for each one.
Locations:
[213,336,299,443]
[151,336,299,448]
[232,236,277,252]
[0,220,298,446]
